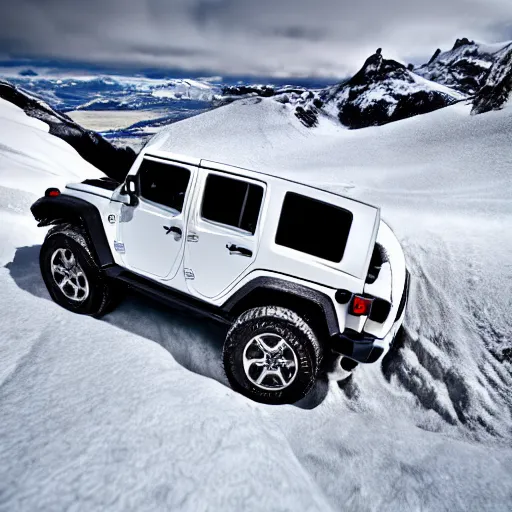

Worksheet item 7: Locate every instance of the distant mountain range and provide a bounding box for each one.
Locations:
[0,37,510,177]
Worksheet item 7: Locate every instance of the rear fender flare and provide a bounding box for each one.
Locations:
[221,276,339,337]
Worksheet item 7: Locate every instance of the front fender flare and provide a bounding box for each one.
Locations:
[31,194,114,267]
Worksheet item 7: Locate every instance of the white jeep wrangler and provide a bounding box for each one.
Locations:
[31,147,409,405]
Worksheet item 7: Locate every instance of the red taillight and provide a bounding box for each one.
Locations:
[45,188,60,197]
[350,295,373,316]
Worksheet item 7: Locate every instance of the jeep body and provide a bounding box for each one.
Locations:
[31,144,409,404]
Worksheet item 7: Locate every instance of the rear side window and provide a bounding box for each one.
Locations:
[275,192,353,262]
[201,174,264,235]
[138,159,191,213]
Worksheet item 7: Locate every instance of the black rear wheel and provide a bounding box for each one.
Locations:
[223,306,322,405]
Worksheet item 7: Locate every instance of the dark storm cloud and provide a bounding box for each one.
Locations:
[189,0,235,27]
[271,27,324,43]
[127,43,212,59]
[0,0,511,76]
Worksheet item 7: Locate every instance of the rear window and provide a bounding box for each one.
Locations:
[275,192,353,262]
[201,174,264,235]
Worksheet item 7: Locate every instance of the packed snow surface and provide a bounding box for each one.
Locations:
[1,95,512,511]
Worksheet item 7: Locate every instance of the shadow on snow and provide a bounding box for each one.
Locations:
[5,245,328,409]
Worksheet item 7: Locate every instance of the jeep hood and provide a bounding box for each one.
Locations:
[65,178,120,200]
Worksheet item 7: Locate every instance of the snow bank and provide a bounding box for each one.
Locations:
[0,97,101,195]
[1,95,512,511]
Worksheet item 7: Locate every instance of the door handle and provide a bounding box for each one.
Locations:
[226,244,252,257]
[163,225,182,240]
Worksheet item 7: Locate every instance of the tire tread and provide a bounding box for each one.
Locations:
[223,306,322,404]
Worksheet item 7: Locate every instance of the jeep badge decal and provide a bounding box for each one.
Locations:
[114,241,125,253]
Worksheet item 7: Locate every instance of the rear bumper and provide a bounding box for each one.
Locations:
[330,331,385,363]
[331,269,410,364]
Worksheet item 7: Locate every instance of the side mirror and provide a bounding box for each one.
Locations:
[123,175,139,207]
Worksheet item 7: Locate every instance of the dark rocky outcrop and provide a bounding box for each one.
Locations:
[416,38,511,95]
[220,84,308,104]
[428,49,442,65]
[472,43,512,114]
[0,81,136,181]
[222,85,276,97]
[452,38,474,51]
[295,105,319,127]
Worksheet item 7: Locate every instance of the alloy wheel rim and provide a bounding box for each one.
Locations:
[242,333,299,391]
[50,248,89,302]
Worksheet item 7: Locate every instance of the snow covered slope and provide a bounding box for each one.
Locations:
[153,97,512,436]
[290,49,465,129]
[2,93,512,510]
[0,97,102,194]
[416,38,512,95]
[0,94,333,512]
[0,80,136,181]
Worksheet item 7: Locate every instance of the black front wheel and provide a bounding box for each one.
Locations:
[223,306,322,405]
[40,225,115,317]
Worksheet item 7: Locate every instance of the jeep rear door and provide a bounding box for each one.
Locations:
[184,169,266,299]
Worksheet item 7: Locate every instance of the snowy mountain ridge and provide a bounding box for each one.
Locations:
[415,38,512,94]
[472,43,512,114]
[289,49,465,129]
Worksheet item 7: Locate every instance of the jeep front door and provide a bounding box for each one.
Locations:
[118,157,195,279]
[185,171,265,299]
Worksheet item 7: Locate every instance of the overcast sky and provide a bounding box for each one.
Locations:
[1,0,511,77]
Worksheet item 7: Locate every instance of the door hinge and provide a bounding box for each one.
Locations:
[184,268,195,280]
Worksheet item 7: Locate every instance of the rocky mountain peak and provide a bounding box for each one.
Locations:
[472,43,512,114]
[452,38,475,51]
[427,49,442,65]
[293,48,463,129]
[415,39,508,94]
[348,49,407,87]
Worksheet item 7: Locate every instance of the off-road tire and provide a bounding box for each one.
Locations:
[223,306,322,405]
[40,224,115,317]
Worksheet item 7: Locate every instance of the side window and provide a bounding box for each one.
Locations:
[201,174,264,235]
[138,159,191,213]
[275,192,353,262]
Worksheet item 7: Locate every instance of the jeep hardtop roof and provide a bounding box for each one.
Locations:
[142,149,379,212]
